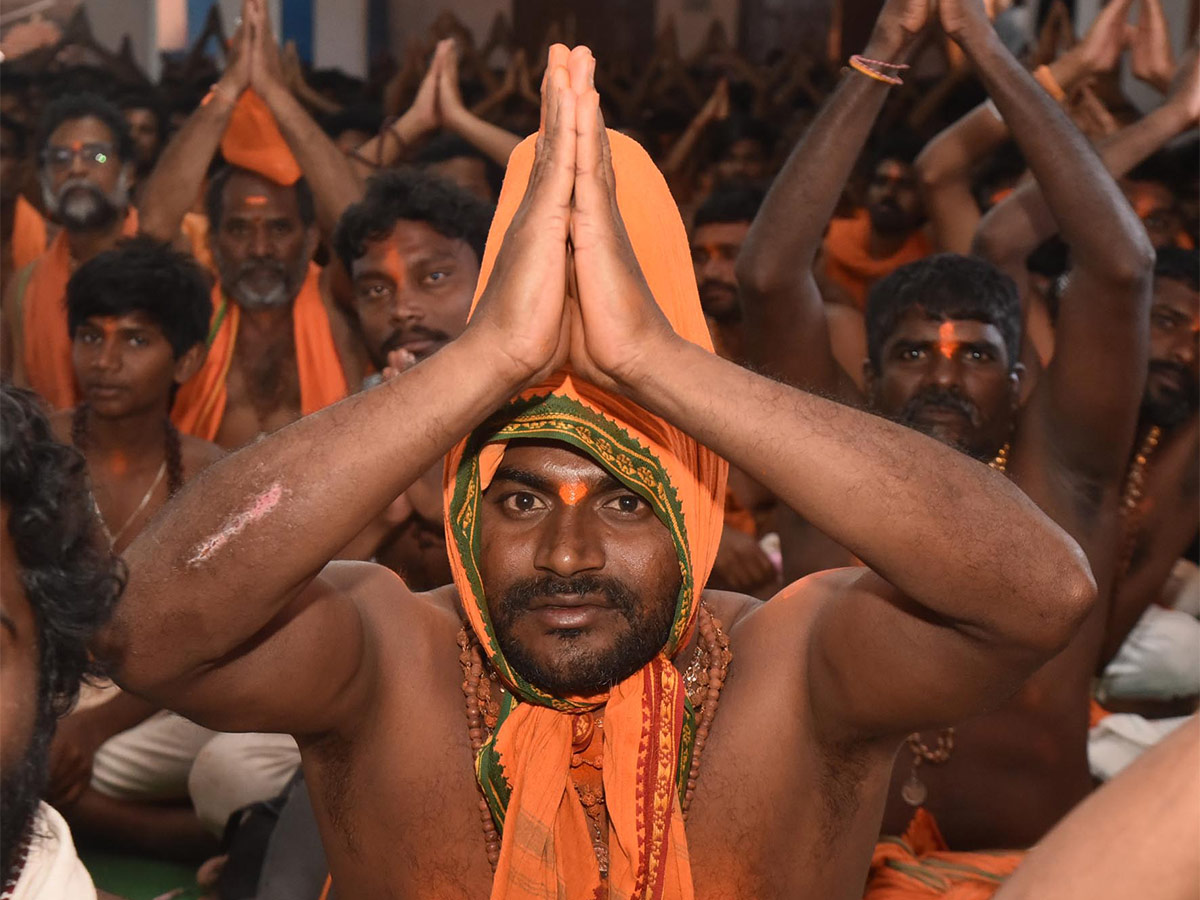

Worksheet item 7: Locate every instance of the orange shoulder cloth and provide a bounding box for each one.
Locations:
[172,263,348,441]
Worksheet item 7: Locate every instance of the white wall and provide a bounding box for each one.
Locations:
[83,0,156,76]
[313,0,365,76]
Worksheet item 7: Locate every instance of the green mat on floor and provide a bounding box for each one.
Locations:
[79,847,201,900]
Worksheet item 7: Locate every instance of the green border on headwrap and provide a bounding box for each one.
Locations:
[453,393,705,835]
[449,392,695,710]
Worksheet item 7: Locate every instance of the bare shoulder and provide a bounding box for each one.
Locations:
[178,433,226,481]
[711,567,889,650]
[321,563,458,652]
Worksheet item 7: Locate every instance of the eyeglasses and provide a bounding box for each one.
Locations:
[41,142,116,171]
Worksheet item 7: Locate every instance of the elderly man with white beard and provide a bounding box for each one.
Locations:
[2,94,140,409]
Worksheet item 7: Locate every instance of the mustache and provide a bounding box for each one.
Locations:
[1149,360,1196,389]
[500,573,638,617]
[229,257,288,280]
[899,386,982,426]
[58,177,104,199]
[381,325,451,355]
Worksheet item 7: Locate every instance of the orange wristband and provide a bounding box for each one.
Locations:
[848,56,903,86]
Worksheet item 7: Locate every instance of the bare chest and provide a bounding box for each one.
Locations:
[216,345,303,449]
[305,637,892,900]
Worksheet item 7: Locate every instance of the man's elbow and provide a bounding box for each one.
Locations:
[1025,545,1098,657]
[1092,231,1156,293]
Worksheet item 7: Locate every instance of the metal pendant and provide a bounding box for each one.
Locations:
[901,772,927,807]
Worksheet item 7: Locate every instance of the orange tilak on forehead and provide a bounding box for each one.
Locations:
[557,481,589,506]
[243,195,269,207]
[937,321,962,359]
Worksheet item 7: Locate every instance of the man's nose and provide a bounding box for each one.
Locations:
[533,508,606,577]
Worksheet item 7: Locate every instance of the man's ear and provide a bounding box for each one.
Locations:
[1011,362,1028,409]
[174,343,206,385]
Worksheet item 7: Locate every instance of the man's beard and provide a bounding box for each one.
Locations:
[0,702,53,885]
[493,572,679,696]
[895,385,997,461]
[698,280,741,325]
[42,174,127,231]
[215,251,307,310]
[1142,360,1199,429]
[867,201,916,237]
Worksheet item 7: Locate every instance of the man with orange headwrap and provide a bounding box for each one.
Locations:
[138,0,367,448]
[97,45,1094,899]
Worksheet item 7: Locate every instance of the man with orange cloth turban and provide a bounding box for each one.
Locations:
[97,45,1094,899]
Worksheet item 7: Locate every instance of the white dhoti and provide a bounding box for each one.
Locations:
[91,711,300,835]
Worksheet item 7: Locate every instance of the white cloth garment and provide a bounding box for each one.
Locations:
[8,803,95,900]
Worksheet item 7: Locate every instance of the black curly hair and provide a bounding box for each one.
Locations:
[67,236,213,360]
[333,168,494,273]
[865,253,1022,374]
[0,385,124,879]
[1,385,124,714]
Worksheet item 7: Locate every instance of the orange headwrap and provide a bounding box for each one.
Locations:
[443,130,726,899]
[219,90,301,186]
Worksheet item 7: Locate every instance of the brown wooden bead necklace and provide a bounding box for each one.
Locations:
[458,602,732,875]
[901,431,1163,807]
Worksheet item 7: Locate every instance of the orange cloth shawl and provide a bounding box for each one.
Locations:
[21,209,138,410]
[443,130,727,900]
[171,263,347,441]
[864,809,1024,899]
[12,195,47,271]
[822,208,932,310]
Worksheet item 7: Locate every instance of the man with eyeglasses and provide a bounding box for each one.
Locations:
[2,93,139,410]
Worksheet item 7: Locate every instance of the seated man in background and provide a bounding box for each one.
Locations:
[737,0,1154,892]
[1,384,123,899]
[819,130,931,311]
[44,239,292,860]
[3,93,139,408]
[333,168,492,589]
[139,0,366,448]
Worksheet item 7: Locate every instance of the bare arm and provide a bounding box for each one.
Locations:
[99,52,584,736]
[566,54,1096,745]
[349,42,444,180]
[249,3,363,237]
[917,0,1140,254]
[973,50,1199,273]
[737,0,923,395]
[955,1,1155,484]
[137,38,246,242]
[438,41,522,168]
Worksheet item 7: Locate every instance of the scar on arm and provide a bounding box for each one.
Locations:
[186,482,286,567]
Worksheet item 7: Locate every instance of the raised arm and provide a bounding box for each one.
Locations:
[954,0,1156,482]
[566,49,1096,745]
[974,48,1199,273]
[246,0,363,237]
[917,0,1138,254]
[137,17,249,242]
[349,42,445,180]
[437,40,522,168]
[736,0,924,395]
[97,49,582,739]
